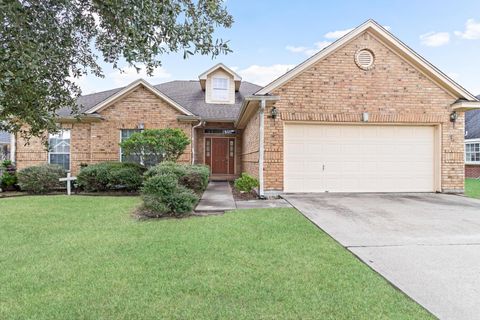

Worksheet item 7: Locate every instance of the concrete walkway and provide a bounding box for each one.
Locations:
[195,181,292,214]
[195,181,236,213]
[283,193,480,320]
[235,199,291,209]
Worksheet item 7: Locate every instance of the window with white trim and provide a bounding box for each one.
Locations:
[120,129,142,163]
[48,130,70,170]
[466,142,480,164]
[212,77,229,101]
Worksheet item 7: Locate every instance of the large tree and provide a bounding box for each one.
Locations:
[0,0,233,138]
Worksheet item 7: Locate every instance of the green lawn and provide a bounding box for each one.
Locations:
[0,196,432,319]
[466,178,480,199]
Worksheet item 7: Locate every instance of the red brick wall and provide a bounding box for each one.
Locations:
[255,30,464,193]
[16,85,193,175]
[241,111,260,178]
[466,165,480,178]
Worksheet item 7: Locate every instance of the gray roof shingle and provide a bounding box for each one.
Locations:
[57,80,262,121]
[466,95,480,140]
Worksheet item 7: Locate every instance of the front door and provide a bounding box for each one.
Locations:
[211,138,229,174]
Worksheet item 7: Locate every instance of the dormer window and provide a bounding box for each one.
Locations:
[198,63,242,105]
[212,77,229,101]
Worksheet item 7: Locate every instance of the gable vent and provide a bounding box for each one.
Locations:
[355,49,375,70]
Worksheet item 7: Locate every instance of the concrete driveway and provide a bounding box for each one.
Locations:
[282,193,480,320]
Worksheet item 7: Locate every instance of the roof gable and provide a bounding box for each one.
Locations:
[256,19,478,101]
[198,63,242,81]
[85,79,193,116]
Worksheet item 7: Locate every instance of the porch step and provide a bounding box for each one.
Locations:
[195,181,236,213]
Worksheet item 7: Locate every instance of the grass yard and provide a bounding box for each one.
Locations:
[466,178,480,199]
[0,196,432,319]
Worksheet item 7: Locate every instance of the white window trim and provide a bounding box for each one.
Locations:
[465,139,480,165]
[48,130,71,171]
[119,129,145,165]
[211,77,230,102]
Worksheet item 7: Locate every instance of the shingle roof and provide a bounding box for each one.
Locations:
[57,80,262,121]
[154,81,261,120]
[466,95,480,140]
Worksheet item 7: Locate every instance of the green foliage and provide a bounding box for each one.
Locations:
[77,162,146,192]
[140,161,209,217]
[0,1,233,138]
[17,164,66,194]
[0,160,17,190]
[141,173,199,217]
[119,129,190,166]
[234,173,259,193]
[145,161,209,193]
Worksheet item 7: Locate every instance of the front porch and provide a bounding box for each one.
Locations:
[193,122,242,181]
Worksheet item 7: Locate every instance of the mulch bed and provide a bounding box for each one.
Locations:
[229,181,258,201]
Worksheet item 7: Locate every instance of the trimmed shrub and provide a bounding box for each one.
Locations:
[0,160,17,191]
[181,165,210,193]
[234,173,259,193]
[77,162,146,192]
[141,173,199,217]
[145,161,210,194]
[17,164,66,194]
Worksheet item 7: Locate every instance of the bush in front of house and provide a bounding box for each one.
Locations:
[139,162,209,217]
[17,164,66,194]
[141,173,199,217]
[119,128,190,167]
[0,160,18,191]
[77,162,146,192]
[234,173,259,193]
[145,161,210,194]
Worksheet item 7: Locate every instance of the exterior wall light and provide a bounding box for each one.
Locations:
[270,106,278,119]
[138,122,145,130]
[450,111,458,123]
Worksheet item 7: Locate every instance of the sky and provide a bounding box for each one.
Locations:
[76,0,480,96]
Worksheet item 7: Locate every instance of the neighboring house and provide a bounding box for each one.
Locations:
[465,100,480,178]
[0,131,12,161]
[13,19,480,195]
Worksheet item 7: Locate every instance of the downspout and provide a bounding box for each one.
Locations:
[258,99,266,199]
[10,133,15,163]
[191,120,204,164]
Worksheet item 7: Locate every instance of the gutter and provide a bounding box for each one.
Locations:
[191,120,205,164]
[10,133,15,163]
[258,99,266,198]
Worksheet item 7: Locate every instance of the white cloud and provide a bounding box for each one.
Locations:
[286,46,309,53]
[324,28,354,39]
[286,41,332,56]
[420,32,450,47]
[236,64,295,86]
[455,19,480,39]
[108,65,171,87]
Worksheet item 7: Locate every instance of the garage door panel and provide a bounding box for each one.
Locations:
[284,124,435,193]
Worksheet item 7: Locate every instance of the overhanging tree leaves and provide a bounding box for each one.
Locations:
[119,128,190,166]
[0,0,233,138]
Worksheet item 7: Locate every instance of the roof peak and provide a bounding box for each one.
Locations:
[198,63,242,81]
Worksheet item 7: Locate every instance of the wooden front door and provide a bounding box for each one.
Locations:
[211,138,229,174]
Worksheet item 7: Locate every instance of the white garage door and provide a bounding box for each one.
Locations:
[284,124,436,193]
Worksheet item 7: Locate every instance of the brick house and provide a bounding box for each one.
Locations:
[465,103,480,178]
[12,20,480,195]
